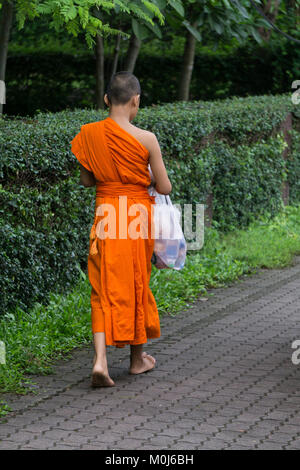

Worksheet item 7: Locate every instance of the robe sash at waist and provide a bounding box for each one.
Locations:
[96,182,152,199]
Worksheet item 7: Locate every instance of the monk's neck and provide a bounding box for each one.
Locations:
[107,110,135,126]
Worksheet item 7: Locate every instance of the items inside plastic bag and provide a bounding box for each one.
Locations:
[147,167,187,270]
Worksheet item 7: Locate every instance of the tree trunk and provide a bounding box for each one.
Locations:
[178,22,198,101]
[124,33,141,73]
[95,33,105,109]
[0,0,14,115]
[110,33,121,78]
[258,0,280,41]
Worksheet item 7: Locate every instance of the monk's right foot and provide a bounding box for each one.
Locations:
[129,352,156,375]
[91,366,115,388]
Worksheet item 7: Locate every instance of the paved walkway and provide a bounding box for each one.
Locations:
[1,257,300,450]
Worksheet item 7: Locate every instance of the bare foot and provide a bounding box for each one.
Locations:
[129,351,156,375]
[91,365,115,388]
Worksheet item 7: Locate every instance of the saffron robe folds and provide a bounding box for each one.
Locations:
[71,117,160,347]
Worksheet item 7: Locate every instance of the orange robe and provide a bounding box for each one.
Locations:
[71,117,160,347]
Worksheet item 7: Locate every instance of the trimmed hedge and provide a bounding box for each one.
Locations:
[0,93,299,315]
[288,130,300,203]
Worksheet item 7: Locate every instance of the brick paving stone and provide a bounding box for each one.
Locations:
[200,439,228,450]
[140,444,166,450]
[50,407,77,417]
[76,425,112,437]
[95,422,134,433]
[255,441,284,450]
[204,416,233,426]
[157,427,186,438]
[273,424,300,434]
[174,421,200,431]
[177,433,207,445]
[60,434,91,446]
[266,432,298,443]
[287,416,300,426]
[224,444,250,450]
[112,439,144,450]
[243,427,270,438]
[0,424,16,437]
[127,430,156,439]
[1,256,300,449]
[0,441,21,450]
[6,430,37,443]
[20,445,42,450]
[153,413,178,423]
[230,436,260,447]
[23,423,53,434]
[147,436,177,447]
[43,429,71,440]
[121,415,149,425]
[1,416,33,426]
[137,422,165,432]
[213,430,242,442]
[20,437,58,450]
[35,415,63,426]
[91,433,125,444]
[56,420,85,431]
[51,444,77,450]
[169,442,203,450]
[70,414,96,424]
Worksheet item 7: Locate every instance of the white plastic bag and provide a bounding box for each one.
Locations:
[148,167,187,270]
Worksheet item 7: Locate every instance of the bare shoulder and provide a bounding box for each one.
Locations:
[130,125,159,153]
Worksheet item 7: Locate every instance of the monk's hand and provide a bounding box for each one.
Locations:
[79,164,96,187]
[148,181,157,191]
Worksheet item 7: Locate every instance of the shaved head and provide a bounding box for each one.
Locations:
[105,71,141,106]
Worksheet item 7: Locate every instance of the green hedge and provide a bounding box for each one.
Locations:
[0,93,299,315]
[288,129,300,204]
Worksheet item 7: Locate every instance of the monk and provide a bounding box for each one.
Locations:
[71,71,172,387]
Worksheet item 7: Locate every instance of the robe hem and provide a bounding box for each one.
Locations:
[106,333,161,348]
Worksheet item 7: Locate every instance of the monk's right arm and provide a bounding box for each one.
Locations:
[148,134,172,195]
[79,163,96,187]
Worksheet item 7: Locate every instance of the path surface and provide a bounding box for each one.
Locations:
[1,257,300,450]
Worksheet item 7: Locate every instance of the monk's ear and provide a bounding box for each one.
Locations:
[104,94,109,107]
[133,94,140,108]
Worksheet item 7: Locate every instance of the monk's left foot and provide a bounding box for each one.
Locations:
[129,352,156,375]
[91,366,115,388]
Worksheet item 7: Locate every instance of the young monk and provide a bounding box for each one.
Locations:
[71,71,172,387]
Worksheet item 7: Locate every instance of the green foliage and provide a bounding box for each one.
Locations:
[5,40,300,115]
[0,93,299,318]
[221,204,300,269]
[288,129,300,204]
[211,137,287,231]
[0,268,91,395]
[6,0,166,48]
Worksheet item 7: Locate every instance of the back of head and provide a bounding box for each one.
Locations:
[106,71,141,106]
